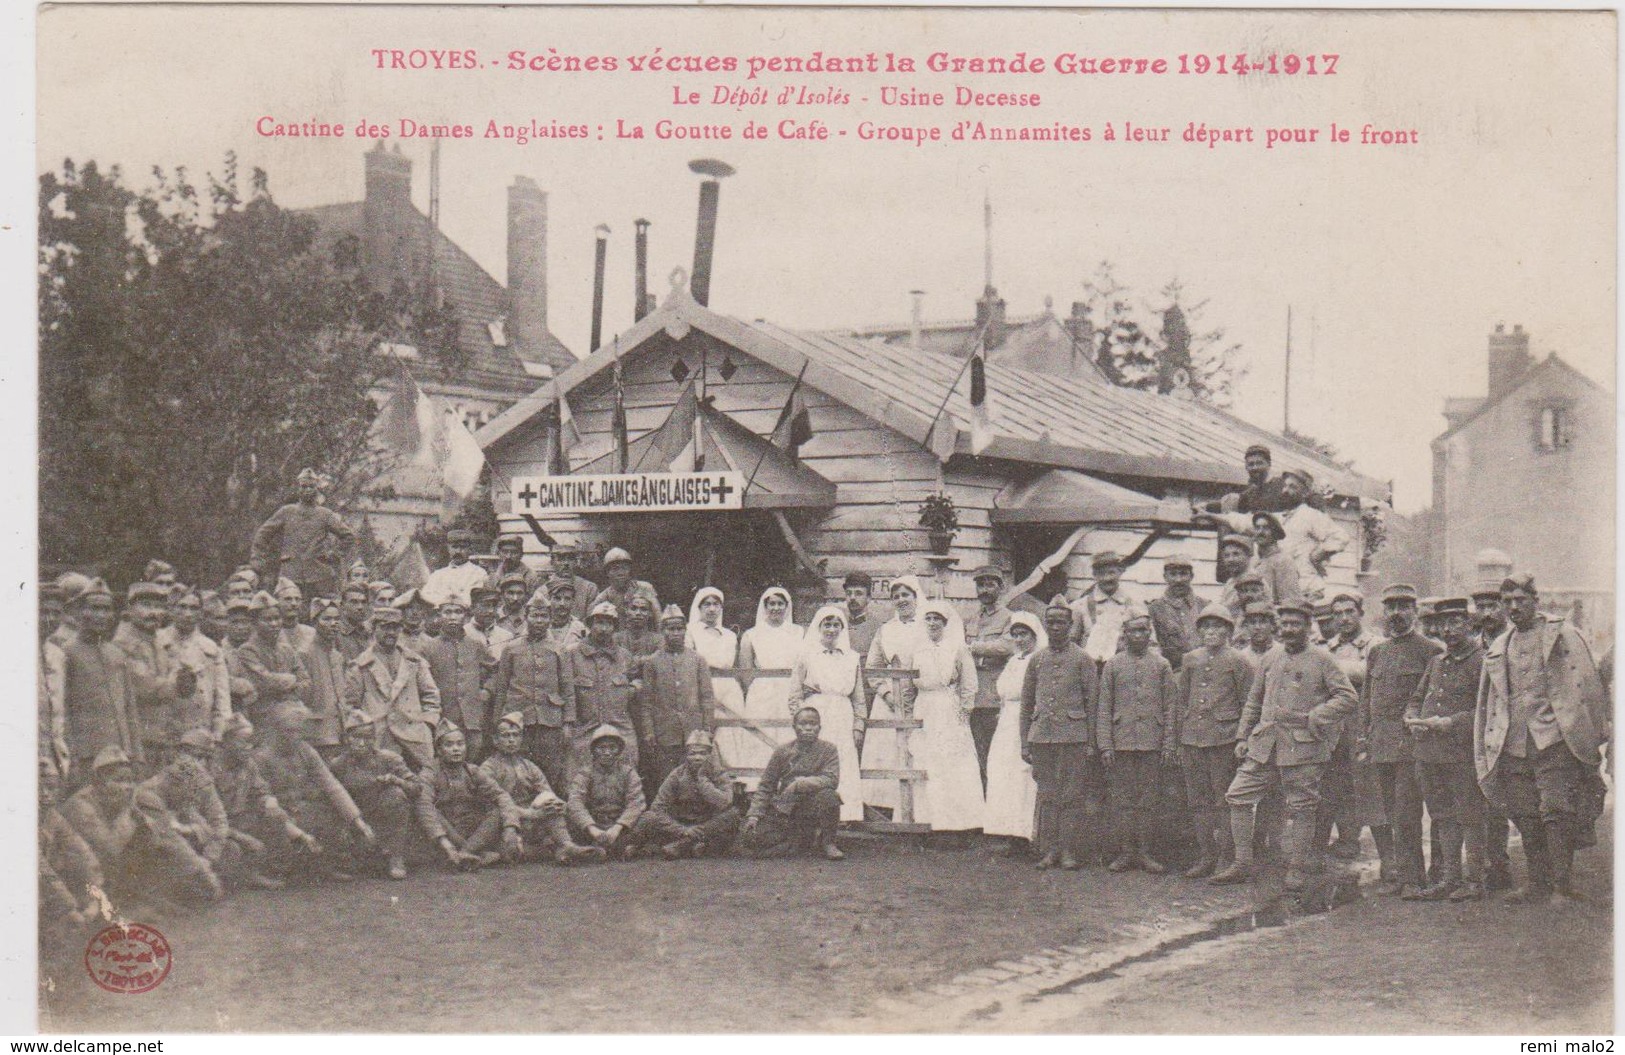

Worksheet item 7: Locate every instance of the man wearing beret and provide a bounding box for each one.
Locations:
[1098,606,1178,874]
[1402,599,1487,900]
[250,468,355,601]
[345,606,443,769]
[326,709,421,880]
[233,591,310,729]
[965,565,1015,781]
[1213,600,1357,890]
[491,591,576,793]
[423,528,492,607]
[1357,584,1441,897]
[636,605,718,794]
[591,547,660,616]
[111,581,197,770]
[419,596,493,761]
[1146,556,1201,672]
[1475,574,1610,902]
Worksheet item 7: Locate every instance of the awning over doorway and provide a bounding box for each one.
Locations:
[990,469,1192,526]
[573,404,837,510]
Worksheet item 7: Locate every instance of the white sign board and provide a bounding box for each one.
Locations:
[513,472,746,515]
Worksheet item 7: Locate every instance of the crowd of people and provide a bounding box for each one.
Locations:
[37,448,1612,935]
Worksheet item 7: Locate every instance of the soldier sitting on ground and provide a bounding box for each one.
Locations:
[631,730,740,859]
[253,701,376,884]
[565,725,647,860]
[480,712,604,865]
[129,740,227,905]
[416,722,523,871]
[58,748,141,908]
[740,707,845,861]
[326,709,423,881]
[210,714,308,891]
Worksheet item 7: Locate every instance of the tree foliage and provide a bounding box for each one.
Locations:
[1073,263,1245,406]
[38,156,394,586]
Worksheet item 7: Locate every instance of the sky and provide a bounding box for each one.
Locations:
[35,5,1617,512]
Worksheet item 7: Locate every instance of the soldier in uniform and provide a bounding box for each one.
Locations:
[479,712,604,865]
[423,528,492,605]
[207,714,293,890]
[1471,580,1515,889]
[50,578,142,785]
[1146,556,1201,672]
[129,737,227,904]
[964,566,1015,782]
[58,747,141,904]
[549,546,601,626]
[631,729,741,859]
[739,709,843,861]
[417,722,523,870]
[1404,598,1487,901]
[1098,609,1177,874]
[419,596,492,762]
[542,579,589,650]
[326,708,421,880]
[159,587,234,742]
[486,534,538,597]
[496,571,531,639]
[567,603,642,774]
[112,581,196,770]
[249,468,355,601]
[234,591,309,727]
[1212,600,1357,890]
[490,591,575,792]
[345,605,442,769]
[1069,552,1135,661]
[635,605,718,795]
[591,547,660,616]
[1175,603,1253,878]
[565,725,648,859]
[276,579,315,653]
[1239,601,1278,670]
[1356,584,1441,897]
[617,593,664,659]
[1475,574,1610,902]
[1021,598,1100,870]
[298,598,349,759]
[253,701,377,883]
[335,583,373,664]
[1322,591,1376,862]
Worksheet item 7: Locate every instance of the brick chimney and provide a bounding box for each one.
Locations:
[507,176,549,361]
[1487,322,1532,402]
[363,141,417,300]
[974,285,1007,350]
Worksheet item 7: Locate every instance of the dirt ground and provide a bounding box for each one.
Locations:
[40,821,1613,1034]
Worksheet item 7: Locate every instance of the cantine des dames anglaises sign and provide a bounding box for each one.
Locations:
[512,472,746,514]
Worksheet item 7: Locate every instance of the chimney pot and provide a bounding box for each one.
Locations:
[1486,322,1532,402]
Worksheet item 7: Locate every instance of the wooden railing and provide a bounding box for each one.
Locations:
[707,667,929,833]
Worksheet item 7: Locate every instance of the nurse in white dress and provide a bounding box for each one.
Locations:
[984,611,1042,849]
[734,587,803,778]
[788,605,867,822]
[863,575,928,813]
[911,600,986,832]
[684,587,744,775]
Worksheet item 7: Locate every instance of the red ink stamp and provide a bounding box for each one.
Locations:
[83,923,172,994]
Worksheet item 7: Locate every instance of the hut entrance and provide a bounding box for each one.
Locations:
[601,510,798,631]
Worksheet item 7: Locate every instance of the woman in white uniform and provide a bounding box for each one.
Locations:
[911,600,985,832]
[684,587,744,775]
[734,587,803,778]
[984,611,1042,852]
[788,605,867,822]
[862,575,928,814]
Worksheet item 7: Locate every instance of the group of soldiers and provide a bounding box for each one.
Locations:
[37,448,1611,935]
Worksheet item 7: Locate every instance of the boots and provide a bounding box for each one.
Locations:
[1371,825,1403,895]
[1137,833,1166,876]
[1211,808,1254,885]
[1414,822,1462,901]
[1544,816,1575,896]
[548,817,607,865]
[1504,816,1553,904]
[1184,816,1217,879]
[1283,812,1317,892]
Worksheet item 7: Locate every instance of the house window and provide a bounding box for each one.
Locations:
[1537,406,1572,450]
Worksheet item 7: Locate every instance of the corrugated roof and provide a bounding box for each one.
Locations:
[298,202,576,384]
[481,288,1387,502]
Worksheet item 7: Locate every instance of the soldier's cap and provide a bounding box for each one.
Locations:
[1195,602,1235,628]
[588,601,620,624]
[340,582,373,603]
[446,528,476,545]
[200,590,227,615]
[626,593,656,612]
[588,724,627,747]
[1280,467,1314,487]
[498,571,530,590]
[1276,600,1316,620]
[275,577,303,601]
[1231,570,1266,589]
[1330,591,1364,610]
[126,581,169,604]
[296,467,322,485]
[603,546,633,565]
[1470,581,1503,603]
[144,559,176,579]
[1219,533,1254,554]
[1045,595,1073,618]
[91,746,133,774]
[546,577,578,598]
[1501,573,1538,596]
[178,729,217,753]
[1433,597,1472,617]
[1244,444,1272,461]
[469,585,500,603]
[342,708,375,732]
[371,605,403,625]
[1163,555,1194,572]
[1243,601,1276,619]
[169,584,199,605]
[309,597,341,620]
[1380,583,1420,604]
[1250,512,1287,542]
[55,571,93,602]
[1090,551,1123,569]
[1312,602,1335,618]
[224,595,254,615]
[223,713,254,739]
[496,534,525,551]
[232,566,261,585]
[1417,598,1440,618]
[970,565,1005,585]
[658,604,687,626]
[434,720,465,743]
[1121,603,1151,628]
[495,711,525,732]
[368,579,395,598]
[685,729,715,749]
[247,590,280,615]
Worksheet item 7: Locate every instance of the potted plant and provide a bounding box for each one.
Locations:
[918,492,959,556]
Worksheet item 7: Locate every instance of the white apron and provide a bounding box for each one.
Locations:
[799,648,866,822]
[911,639,986,832]
[984,650,1038,839]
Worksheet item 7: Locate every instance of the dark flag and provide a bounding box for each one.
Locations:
[612,338,629,473]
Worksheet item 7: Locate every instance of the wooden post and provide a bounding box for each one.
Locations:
[893,670,916,826]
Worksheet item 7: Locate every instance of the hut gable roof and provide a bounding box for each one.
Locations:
[480,283,1387,501]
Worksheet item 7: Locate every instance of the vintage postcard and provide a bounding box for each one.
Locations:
[30,1,1615,1036]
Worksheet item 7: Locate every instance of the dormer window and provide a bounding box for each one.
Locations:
[1537,405,1572,450]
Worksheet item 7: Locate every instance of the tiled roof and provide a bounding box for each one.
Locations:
[298,202,576,387]
[482,290,1387,502]
[845,312,1106,381]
